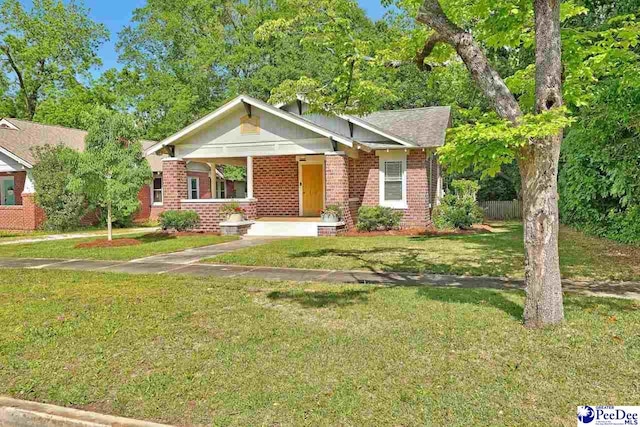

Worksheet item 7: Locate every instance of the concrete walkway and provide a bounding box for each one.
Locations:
[129,236,282,264]
[0,227,158,246]
[0,256,638,300]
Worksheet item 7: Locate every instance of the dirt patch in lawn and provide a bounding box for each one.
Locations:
[75,238,142,249]
[344,223,495,237]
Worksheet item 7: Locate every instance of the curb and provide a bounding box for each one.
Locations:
[0,397,172,427]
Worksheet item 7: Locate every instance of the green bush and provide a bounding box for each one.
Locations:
[159,210,200,232]
[559,82,640,244]
[433,179,484,230]
[32,144,86,231]
[356,206,403,231]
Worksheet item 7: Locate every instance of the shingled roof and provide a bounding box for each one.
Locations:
[360,106,451,148]
[0,118,163,171]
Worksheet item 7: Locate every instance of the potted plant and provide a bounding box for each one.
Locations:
[221,202,246,222]
[321,204,343,223]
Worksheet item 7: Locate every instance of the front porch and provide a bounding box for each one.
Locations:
[161,152,352,236]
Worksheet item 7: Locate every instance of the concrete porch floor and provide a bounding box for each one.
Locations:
[256,216,321,222]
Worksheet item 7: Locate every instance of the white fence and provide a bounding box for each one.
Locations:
[479,200,522,220]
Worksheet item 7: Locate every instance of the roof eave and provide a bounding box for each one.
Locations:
[0,146,33,169]
[145,95,354,157]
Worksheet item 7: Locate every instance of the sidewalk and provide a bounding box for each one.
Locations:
[0,256,638,300]
[0,227,158,246]
[129,236,282,264]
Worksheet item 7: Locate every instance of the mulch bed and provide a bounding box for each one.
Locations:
[75,238,142,249]
[343,223,495,237]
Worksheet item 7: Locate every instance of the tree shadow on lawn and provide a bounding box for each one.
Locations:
[266,288,373,308]
[291,239,523,276]
[266,282,637,322]
[267,285,524,319]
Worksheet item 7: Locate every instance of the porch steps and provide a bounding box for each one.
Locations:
[246,221,318,237]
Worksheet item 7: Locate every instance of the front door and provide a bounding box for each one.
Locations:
[301,163,324,216]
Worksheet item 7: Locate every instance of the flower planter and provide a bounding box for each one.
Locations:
[321,213,339,223]
[226,213,244,222]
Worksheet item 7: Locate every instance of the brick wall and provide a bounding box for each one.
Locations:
[0,205,25,229]
[325,153,354,230]
[162,159,187,210]
[348,149,430,228]
[21,193,45,230]
[135,185,151,222]
[404,150,429,227]
[253,156,299,216]
[348,151,378,205]
[180,200,257,232]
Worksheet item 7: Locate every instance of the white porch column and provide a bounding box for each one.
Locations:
[208,162,217,198]
[22,170,36,194]
[247,156,254,199]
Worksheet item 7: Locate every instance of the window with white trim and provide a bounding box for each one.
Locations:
[379,152,407,208]
[189,177,200,200]
[384,161,403,201]
[152,176,163,204]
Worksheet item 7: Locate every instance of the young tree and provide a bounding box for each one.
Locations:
[32,145,86,231]
[0,0,108,119]
[74,109,151,241]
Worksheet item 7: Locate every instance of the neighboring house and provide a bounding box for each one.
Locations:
[0,118,239,230]
[144,94,449,236]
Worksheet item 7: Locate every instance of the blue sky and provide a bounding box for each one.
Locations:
[19,0,389,75]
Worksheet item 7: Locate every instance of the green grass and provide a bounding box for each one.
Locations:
[0,233,237,260]
[0,269,637,425]
[207,222,640,282]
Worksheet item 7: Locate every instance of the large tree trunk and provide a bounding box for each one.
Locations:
[518,141,563,327]
[520,0,564,327]
[417,0,565,327]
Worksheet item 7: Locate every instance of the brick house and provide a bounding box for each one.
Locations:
[0,118,243,230]
[144,95,449,236]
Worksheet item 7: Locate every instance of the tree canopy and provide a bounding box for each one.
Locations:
[0,0,108,120]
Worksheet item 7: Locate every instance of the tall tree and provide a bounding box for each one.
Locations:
[0,0,108,120]
[261,0,639,327]
[116,0,340,140]
[412,0,639,327]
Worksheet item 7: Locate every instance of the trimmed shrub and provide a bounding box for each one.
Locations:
[159,210,200,232]
[356,206,403,231]
[433,179,484,230]
[32,144,86,231]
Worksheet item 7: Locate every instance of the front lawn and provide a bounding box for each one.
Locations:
[0,269,637,425]
[207,222,640,282]
[0,226,154,242]
[0,233,237,260]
